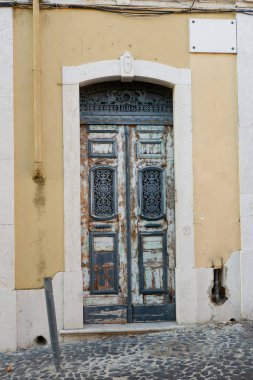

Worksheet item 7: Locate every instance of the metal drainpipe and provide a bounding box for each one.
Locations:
[33,0,44,180]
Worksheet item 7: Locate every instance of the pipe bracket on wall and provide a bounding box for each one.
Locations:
[33,161,44,180]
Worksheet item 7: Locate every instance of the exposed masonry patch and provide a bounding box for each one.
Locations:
[211,268,227,306]
[206,251,241,323]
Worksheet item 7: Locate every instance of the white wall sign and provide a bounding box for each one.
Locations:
[189,19,237,53]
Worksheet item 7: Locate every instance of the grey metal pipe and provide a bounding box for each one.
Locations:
[44,277,61,372]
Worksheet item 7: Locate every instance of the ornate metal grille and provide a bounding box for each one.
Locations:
[139,167,164,220]
[90,167,116,219]
[80,81,173,125]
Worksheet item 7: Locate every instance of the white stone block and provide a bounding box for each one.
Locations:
[0,290,16,351]
[237,15,253,131]
[237,14,253,56]
[0,95,14,160]
[238,58,253,129]
[17,289,50,348]
[239,128,253,194]
[176,268,197,324]
[53,272,64,330]
[62,84,80,162]
[63,84,82,272]
[174,84,195,269]
[64,158,81,272]
[0,160,14,225]
[241,250,253,320]
[0,225,15,290]
[17,275,64,349]
[176,268,213,324]
[135,61,191,85]
[62,60,120,85]
[196,268,213,323]
[0,9,13,99]
[240,194,253,250]
[64,271,83,329]
[0,8,15,305]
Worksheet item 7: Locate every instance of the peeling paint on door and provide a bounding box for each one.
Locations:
[80,82,175,323]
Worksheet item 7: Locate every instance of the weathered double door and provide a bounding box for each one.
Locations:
[80,82,175,323]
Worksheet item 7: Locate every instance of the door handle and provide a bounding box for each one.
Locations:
[144,223,163,229]
[93,224,111,230]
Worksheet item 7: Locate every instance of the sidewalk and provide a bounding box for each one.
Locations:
[1,321,253,379]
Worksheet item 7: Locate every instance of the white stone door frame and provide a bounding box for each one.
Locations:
[62,55,194,327]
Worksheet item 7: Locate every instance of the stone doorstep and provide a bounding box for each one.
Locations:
[59,322,183,341]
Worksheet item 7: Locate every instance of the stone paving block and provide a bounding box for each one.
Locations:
[1,322,253,379]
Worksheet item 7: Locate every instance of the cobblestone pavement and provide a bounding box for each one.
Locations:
[1,322,253,379]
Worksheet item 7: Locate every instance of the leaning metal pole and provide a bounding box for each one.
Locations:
[44,277,61,371]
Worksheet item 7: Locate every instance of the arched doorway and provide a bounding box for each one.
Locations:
[80,81,176,323]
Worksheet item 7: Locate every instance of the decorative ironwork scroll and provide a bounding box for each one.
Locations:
[90,166,117,220]
[139,167,165,220]
[80,81,173,125]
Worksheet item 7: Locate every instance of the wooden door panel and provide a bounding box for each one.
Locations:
[81,126,128,322]
[81,124,175,323]
[132,304,175,322]
[130,126,175,320]
[89,232,118,294]
[84,305,128,324]
[138,231,167,294]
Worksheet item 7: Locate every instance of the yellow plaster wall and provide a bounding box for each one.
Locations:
[191,54,240,267]
[14,9,240,289]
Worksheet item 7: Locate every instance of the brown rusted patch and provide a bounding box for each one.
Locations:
[80,125,90,290]
[121,219,126,237]
[94,264,114,291]
[152,271,156,290]
[143,272,147,289]
[119,262,128,296]
[168,287,175,303]
[131,225,137,242]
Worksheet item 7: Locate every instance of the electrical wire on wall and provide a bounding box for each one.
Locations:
[1,0,253,16]
[190,0,195,11]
